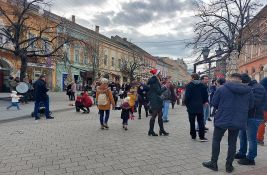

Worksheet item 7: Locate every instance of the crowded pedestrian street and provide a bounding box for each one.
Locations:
[0,105,266,175]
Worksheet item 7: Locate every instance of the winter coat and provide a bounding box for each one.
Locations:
[137,85,149,104]
[161,88,171,101]
[248,80,266,119]
[121,101,131,119]
[34,79,49,102]
[184,80,209,114]
[96,84,115,111]
[210,85,217,103]
[260,77,267,111]
[169,84,177,102]
[212,81,254,130]
[71,83,76,93]
[82,92,93,108]
[128,92,136,107]
[75,96,83,107]
[147,76,166,110]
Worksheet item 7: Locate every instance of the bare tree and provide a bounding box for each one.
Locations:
[190,0,262,66]
[0,0,68,81]
[120,49,144,82]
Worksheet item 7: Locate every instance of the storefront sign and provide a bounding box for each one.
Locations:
[27,62,52,69]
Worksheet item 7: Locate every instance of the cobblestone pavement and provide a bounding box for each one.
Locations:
[0,105,266,175]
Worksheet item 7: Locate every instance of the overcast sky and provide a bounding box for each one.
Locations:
[50,0,267,69]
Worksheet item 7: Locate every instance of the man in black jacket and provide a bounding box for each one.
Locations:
[33,75,53,120]
[185,73,208,142]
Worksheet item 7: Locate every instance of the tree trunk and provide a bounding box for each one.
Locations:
[20,55,28,82]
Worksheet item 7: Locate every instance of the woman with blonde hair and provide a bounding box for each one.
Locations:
[96,78,115,130]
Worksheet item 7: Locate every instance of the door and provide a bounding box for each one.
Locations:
[0,70,3,92]
[62,73,68,91]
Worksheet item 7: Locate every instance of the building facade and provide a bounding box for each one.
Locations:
[238,5,267,81]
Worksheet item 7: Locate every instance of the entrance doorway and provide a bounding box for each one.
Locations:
[0,58,11,92]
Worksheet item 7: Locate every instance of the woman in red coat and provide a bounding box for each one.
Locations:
[82,91,93,113]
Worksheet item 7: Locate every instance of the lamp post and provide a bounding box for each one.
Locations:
[202,47,210,80]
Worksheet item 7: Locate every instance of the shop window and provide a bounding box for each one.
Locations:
[112,57,115,67]
[83,49,88,64]
[104,55,108,66]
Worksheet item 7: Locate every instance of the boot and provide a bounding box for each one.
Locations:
[148,118,157,136]
[159,130,169,136]
[202,161,218,171]
[148,131,158,136]
[145,109,148,118]
[226,162,234,173]
[138,106,141,119]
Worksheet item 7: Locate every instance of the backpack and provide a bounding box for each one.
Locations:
[97,90,109,105]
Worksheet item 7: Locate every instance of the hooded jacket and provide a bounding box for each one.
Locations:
[96,84,115,110]
[212,81,254,130]
[248,80,266,119]
[184,80,209,113]
[147,76,166,110]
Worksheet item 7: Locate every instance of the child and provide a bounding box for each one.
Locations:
[7,91,21,110]
[127,88,136,119]
[121,97,131,130]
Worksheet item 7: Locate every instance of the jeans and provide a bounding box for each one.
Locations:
[99,110,110,125]
[7,102,20,110]
[188,113,205,139]
[238,118,263,160]
[211,127,239,164]
[203,104,210,125]
[162,100,170,121]
[34,99,50,119]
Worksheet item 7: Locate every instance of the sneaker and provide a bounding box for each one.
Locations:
[226,163,234,173]
[238,158,255,165]
[202,161,218,171]
[234,153,246,159]
[208,117,212,121]
[199,138,208,142]
[46,116,54,119]
[191,137,196,141]
[35,117,41,120]
[257,140,264,146]
[101,125,105,130]
[204,127,209,131]
[103,124,109,129]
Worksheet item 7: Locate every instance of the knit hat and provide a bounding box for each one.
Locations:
[150,69,160,75]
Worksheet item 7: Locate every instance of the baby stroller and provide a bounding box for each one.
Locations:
[31,102,52,117]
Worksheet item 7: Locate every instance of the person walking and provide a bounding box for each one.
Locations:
[201,75,210,129]
[235,74,266,166]
[6,91,21,110]
[209,79,217,117]
[96,78,115,130]
[121,97,131,130]
[33,75,54,120]
[137,83,149,119]
[162,81,171,123]
[202,73,254,173]
[257,77,267,145]
[184,73,208,142]
[66,83,72,100]
[147,69,169,136]
[170,82,177,109]
[71,82,76,101]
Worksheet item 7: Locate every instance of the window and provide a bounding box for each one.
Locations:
[75,48,80,63]
[104,55,108,66]
[28,33,36,50]
[83,49,88,64]
[112,57,115,66]
[118,59,121,67]
[42,38,50,54]
[0,34,3,44]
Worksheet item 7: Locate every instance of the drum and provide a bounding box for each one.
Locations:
[16,82,29,93]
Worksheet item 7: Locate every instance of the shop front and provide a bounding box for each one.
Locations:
[0,57,13,92]
[56,63,93,91]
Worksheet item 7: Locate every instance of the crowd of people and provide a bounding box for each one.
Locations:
[6,69,267,174]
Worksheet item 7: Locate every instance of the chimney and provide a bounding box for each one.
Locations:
[71,15,75,23]
[95,25,99,33]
